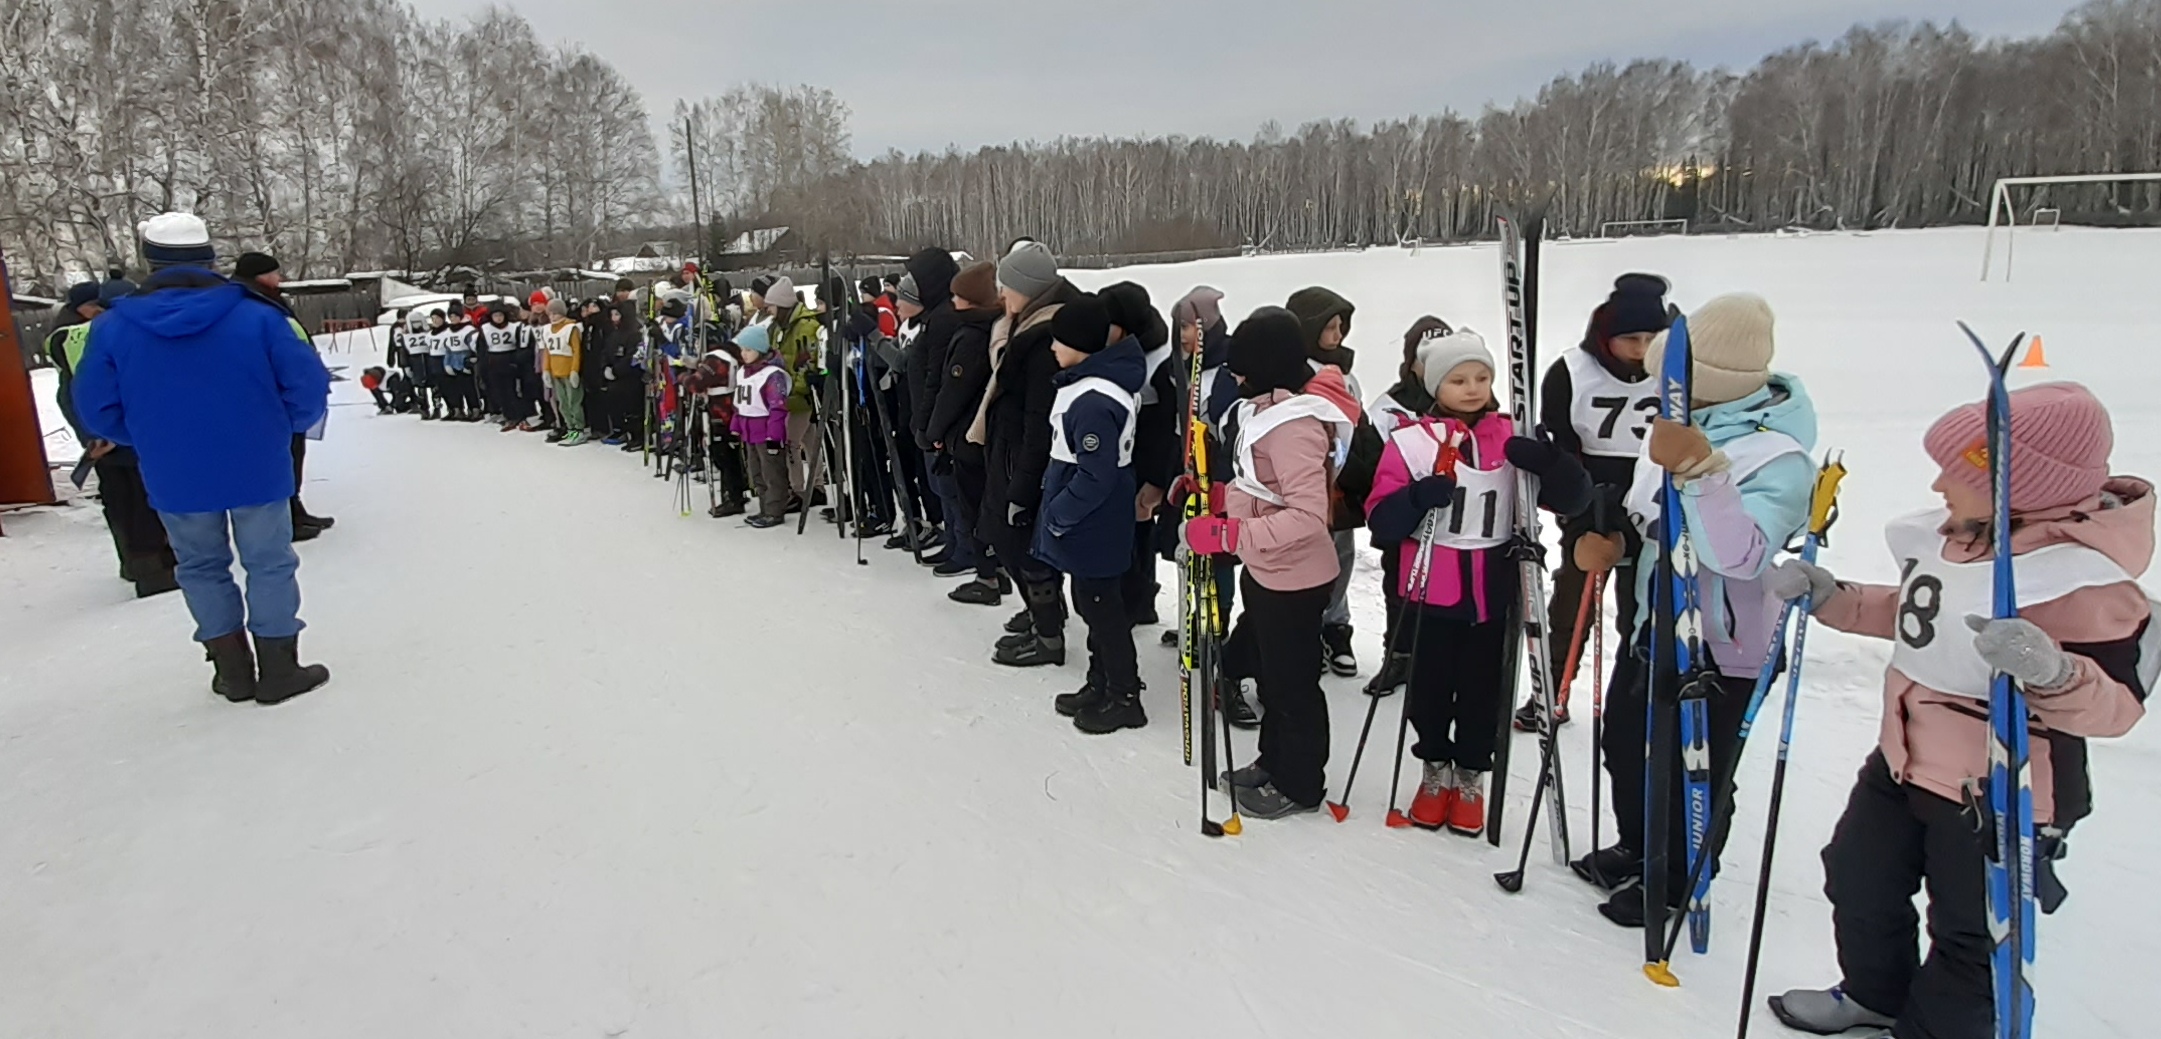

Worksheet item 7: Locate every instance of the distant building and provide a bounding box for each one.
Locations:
[715,226,799,270]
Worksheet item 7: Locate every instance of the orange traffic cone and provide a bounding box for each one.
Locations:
[2020,336,2049,369]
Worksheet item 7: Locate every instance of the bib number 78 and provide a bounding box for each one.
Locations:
[1897,557,1943,649]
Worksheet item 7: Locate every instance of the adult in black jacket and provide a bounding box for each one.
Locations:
[978,242,1079,666]
[930,261,1004,600]
[578,298,613,435]
[234,252,336,541]
[897,249,958,545]
[1099,281,1172,626]
[48,279,179,596]
[608,284,647,448]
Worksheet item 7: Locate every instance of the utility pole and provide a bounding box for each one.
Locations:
[683,114,706,267]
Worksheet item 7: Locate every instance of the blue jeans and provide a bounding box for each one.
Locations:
[158,502,304,641]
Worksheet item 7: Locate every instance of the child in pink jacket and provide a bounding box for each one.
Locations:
[1185,306,1362,820]
[1766,382,2151,1039]
[1364,329,1588,835]
[729,325,794,528]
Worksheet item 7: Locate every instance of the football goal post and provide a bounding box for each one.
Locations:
[1981,173,2161,281]
[1599,218,1688,239]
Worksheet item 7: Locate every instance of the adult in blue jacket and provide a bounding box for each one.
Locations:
[70,212,333,706]
[1033,295,1150,734]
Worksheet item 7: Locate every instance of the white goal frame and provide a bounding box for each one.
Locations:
[1981,173,2161,281]
[1599,218,1688,239]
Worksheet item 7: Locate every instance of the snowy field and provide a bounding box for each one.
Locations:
[3,226,2157,1037]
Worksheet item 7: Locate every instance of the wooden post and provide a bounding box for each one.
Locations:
[0,253,59,514]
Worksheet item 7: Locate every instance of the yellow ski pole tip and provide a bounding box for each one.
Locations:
[1643,962,1680,988]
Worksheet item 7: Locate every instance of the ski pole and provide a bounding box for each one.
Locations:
[1382,517,1442,829]
[1328,523,1436,823]
[1497,570,1603,891]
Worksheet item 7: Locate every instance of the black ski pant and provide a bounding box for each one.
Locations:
[1121,518,1160,624]
[1379,547,1403,653]
[952,452,998,581]
[1600,658,1753,891]
[986,515,1064,638]
[517,354,549,427]
[1224,573,1332,807]
[1072,576,1138,696]
[1826,752,1993,1039]
[1406,611,1510,771]
[709,427,750,505]
[289,435,320,525]
[484,351,531,423]
[94,452,174,589]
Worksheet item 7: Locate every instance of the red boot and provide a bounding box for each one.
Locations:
[1447,767,1487,837]
[1407,761,1457,829]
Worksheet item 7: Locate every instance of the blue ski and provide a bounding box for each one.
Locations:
[1644,313,1704,985]
[1959,321,2035,1039]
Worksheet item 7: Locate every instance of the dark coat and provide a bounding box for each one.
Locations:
[904,248,961,448]
[1033,336,1147,579]
[926,306,997,455]
[982,278,1081,531]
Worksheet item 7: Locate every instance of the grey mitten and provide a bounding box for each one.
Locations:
[1765,559,1839,610]
[1967,616,2076,691]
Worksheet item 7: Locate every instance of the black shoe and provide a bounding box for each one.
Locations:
[133,568,181,598]
[1515,697,1572,732]
[1074,688,1147,733]
[1160,629,1179,648]
[1054,680,1105,718]
[1218,763,1270,791]
[932,559,972,577]
[1571,844,1644,891]
[782,496,804,515]
[809,489,829,507]
[299,513,336,530]
[1004,608,1034,635]
[546,430,566,443]
[996,629,1038,652]
[919,549,952,568]
[252,635,329,706]
[745,515,786,529]
[292,522,324,543]
[1321,622,1357,677]
[201,632,256,703]
[1234,781,1322,820]
[1363,651,1409,697]
[1222,681,1261,729]
[948,580,1002,606]
[994,633,1065,668]
[709,500,747,519]
[884,533,910,551]
[1596,879,1679,929]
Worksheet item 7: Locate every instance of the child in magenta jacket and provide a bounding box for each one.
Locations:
[730,325,794,528]
[1364,329,1589,834]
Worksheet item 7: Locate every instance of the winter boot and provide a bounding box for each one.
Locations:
[1596,878,1682,929]
[131,556,181,599]
[708,500,746,519]
[1445,766,1486,836]
[932,558,972,577]
[1233,780,1321,820]
[1218,763,1269,791]
[949,578,1002,606]
[1160,629,1179,648]
[1407,761,1458,829]
[1073,685,1146,734]
[994,633,1065,668]
[251,635,329,706]
[1571,844,1643,890]
[1513,696,1570,732]
[1222,677,1261,729]
[1363,651,1409,697]
[1767,987,1898,1036]
[1321,622,1357,677]
[1054,678,1105,718]
[202,632,257,703]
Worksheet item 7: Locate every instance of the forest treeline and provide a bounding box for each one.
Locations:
[5,0,2159,285]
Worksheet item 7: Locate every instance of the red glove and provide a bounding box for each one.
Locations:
[1183,516,1241,556]
[1171,475,1227,516]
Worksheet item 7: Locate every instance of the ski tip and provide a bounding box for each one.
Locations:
[1643,962,1680,988]
[1325,802,1349,822]
[1223,815,1243,836]
[1385,810,1412,829]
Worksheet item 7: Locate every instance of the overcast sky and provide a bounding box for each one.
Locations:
[416,0,2064,156]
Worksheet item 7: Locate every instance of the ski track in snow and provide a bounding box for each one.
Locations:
[4,226,2159,1037]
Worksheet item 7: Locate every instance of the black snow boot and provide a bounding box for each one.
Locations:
[1054,678,1105,718]
[1571,844,1644,891]
[252,635,329,706]
[1362,651,1409,697]
[202,632,257,703]
[1073,686,1146,734]
[1222,679,1261,730]
[131,556,181,599]
[1004,608,1034,635]
[994,633,1065,668]
[709,499,746,519]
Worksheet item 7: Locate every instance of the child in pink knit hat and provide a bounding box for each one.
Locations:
[1761,381,2153,1038]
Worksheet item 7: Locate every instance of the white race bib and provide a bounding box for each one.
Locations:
[1231,394,1352,506]
[1885,509,2135,701]
[1389,422,1515,550]
[734,365,787,417]
[1049,377,1137,466]
[1565,349,1658,458]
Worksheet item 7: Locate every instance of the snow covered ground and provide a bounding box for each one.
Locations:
[4,227,2157,1037]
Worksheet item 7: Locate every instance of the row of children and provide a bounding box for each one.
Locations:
[805,244,2150,1039]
